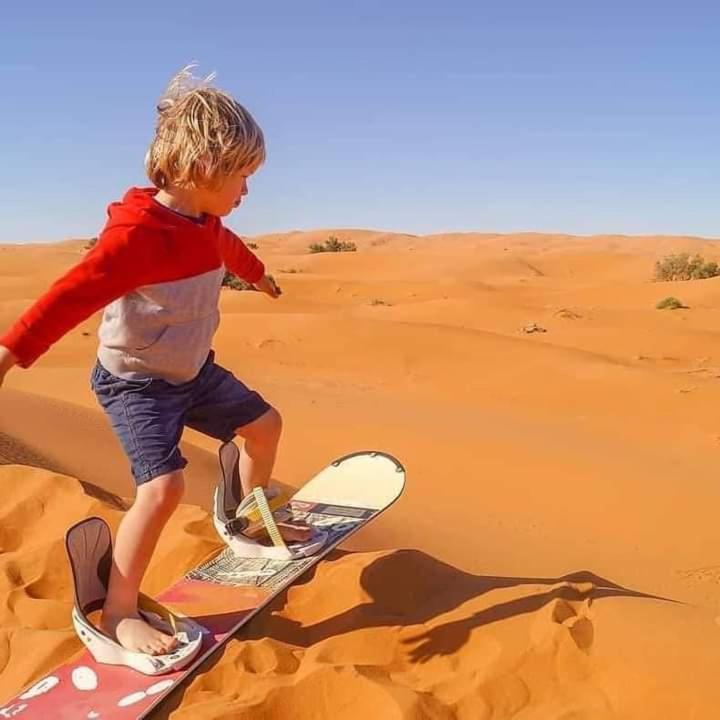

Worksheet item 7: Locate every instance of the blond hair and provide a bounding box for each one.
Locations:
[145,65,266,190]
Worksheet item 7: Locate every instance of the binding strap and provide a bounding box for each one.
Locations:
[137,593,180,635]
[251,487,288,551]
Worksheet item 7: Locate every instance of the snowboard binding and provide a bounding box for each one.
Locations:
[213,440,328,561]
[65,517,204,676]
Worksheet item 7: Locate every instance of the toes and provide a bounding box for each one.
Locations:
[150,640,166,656]
[157,631,178,653]
[140,633,171,656]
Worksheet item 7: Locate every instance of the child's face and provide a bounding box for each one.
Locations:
[197,168,253,217]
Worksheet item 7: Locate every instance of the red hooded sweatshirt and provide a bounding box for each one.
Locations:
[0,187,265,384]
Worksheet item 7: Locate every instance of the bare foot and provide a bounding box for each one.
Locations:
[101,612,179,656]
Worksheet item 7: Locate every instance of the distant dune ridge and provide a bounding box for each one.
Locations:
[3,230,720,717]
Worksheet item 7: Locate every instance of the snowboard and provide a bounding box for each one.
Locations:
[1,449,405,720]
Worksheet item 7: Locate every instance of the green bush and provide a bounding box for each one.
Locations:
[654,253,720,281]
[222,272,256,291]
[656,296,686,310]
[309,235,357,254]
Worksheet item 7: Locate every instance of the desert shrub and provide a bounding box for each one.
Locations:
[309,235,357,254]
[654,253,720,281]
[222,273,278,292]
[223,272,255,291]
[656,296,686,310]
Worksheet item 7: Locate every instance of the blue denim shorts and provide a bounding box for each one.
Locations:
[90,350,271,485]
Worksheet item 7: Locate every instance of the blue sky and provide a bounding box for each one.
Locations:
[1,1,719,242]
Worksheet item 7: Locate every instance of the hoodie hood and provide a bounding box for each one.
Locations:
[105,187,218,234]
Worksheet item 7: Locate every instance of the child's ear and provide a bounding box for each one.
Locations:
[195,156,218,186]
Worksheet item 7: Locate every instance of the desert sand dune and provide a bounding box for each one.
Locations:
[3,230,720,717]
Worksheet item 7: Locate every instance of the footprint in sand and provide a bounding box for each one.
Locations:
[550,597,595,652]
[531,584,595,653]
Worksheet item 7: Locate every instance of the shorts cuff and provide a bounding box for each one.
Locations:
[134,456,188,485]
[220,394,272,441]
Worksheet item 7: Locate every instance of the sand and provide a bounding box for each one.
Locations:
[2,231,720,718]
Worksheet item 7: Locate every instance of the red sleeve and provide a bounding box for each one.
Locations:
[0,228,157,368]
[219,228,265,284]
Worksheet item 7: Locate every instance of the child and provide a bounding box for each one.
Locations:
[0,66,318,658]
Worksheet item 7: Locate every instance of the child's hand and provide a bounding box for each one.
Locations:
[255,275,282,299]
[0,346,18,388]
